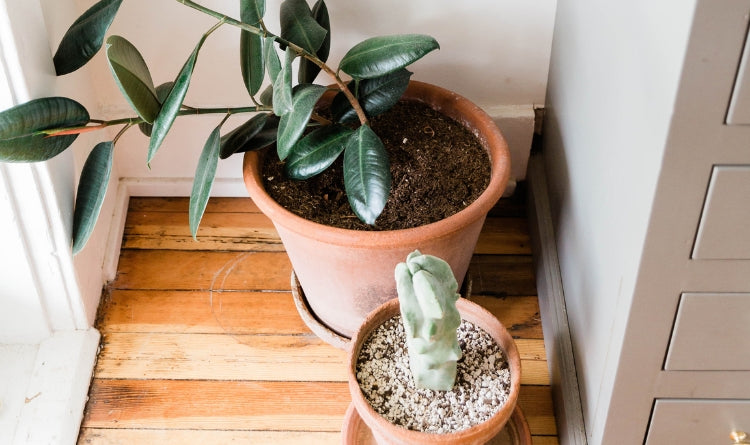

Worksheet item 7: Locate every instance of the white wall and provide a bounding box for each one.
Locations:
[71,0,555,191]
[35,0,122,325]
[0,0,102,341]
[542,1,696,443]
[0,13,52,342]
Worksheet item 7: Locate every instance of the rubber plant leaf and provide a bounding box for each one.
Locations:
[264,36,281,82]
[272,48,294,116]
[226,114,280,154]
[343,125,390,224]
[279,0,327,55]
[259,84,274,107]
[339,34,439,80]
[138,82,174,137]
[189,124,221,239]
[240,33,264,97]
[106,35,160,123]
[331,68,412,123]
[240,0,265,25]
[53,0,123,76]
[0,97,89,162]
[276,84,326,160]
[240,0,265,96]
[72,141,114,254]
[219,112,269,159]
[285,124,353,180]
[298,0,330,84]
[148,31,212,164]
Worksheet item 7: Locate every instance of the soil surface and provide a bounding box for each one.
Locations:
[262,101,491,230]
[356,315,511,433]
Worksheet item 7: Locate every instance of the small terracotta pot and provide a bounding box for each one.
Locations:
[242,81,511,340]
[346,298,522,445]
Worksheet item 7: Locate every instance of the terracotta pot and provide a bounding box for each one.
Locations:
[242,81,511,340]
[346,298,522,445]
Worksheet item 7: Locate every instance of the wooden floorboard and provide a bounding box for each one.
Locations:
[97,290,307,335]
[111,250,292,291]
[78,429,342,445]
[80,197,558,444]
[83,380,350,431]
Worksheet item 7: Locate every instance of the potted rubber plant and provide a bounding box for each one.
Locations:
[0,0,511,343]
[245,79,511,345]
[343,250,523,444]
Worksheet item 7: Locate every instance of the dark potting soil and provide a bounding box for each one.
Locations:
[261,101,491,231]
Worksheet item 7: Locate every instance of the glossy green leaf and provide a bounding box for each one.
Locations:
[259,84,274,106]
[189,125,221,239]
[240,0,265,97]
[221,115,280,159]
[72,141,114,254]
[232,114,280,154]
[264,36,281,82]
[298,0,330,84]
[138,82,174,137]
[343,125,390,224]
[106,35,160,123]
[272,48,294,116]
[219,113,269,159]
[0,97,89,162]
[285,125,352,179]
[279,0,327,55]
[331,68,412,123]
[148,32,211,164]
[276,84,326,160]
[240,32,264,97]
[240,0,265,25]
[53,0,123,75]
[339,34,439,79]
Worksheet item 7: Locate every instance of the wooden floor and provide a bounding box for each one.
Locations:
[77,195,558,444]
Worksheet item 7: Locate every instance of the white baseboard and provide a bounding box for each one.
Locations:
[102,179,135,282]
[120,176,249,198]
[487,104,536,183]
[527,153,588,445]
[5,329,100,445]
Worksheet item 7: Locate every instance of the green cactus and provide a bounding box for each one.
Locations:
[395,250,462,391]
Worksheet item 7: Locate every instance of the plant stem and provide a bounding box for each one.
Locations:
[43,106,270,137]
[175,0,369,125]
[112,123,133,144]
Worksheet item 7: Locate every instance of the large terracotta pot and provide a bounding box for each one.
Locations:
[345,298,522,445]
[242,81,511,340]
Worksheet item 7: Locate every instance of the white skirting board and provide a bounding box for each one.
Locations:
[1,329,100,445]
[526,153,588,445]
[488,105,536,184]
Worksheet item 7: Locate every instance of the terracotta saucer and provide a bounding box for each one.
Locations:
[291,271,350,350]
[341,403,532,445]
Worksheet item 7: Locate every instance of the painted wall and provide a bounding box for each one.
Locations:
[542,0,696,443]
[0,0,103,340]
[71,0,556,192]
[0,5,51,342]
[38,0,122,325]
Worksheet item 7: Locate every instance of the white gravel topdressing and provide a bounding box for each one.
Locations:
[355,315,511,434]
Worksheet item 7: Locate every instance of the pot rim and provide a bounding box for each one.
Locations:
[347,297,522,443]
[242,80,511,248]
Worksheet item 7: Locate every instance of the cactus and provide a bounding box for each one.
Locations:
[395,250,462,391]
